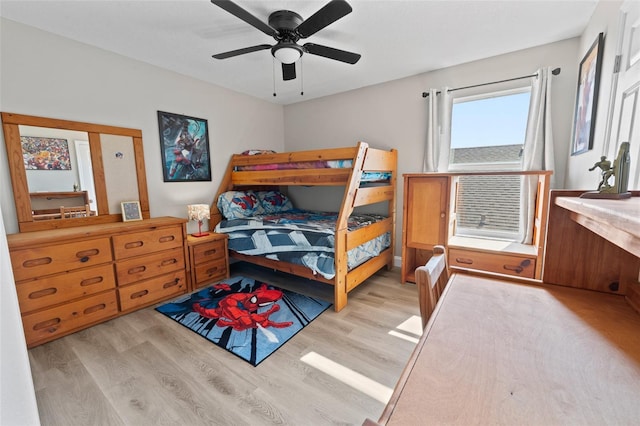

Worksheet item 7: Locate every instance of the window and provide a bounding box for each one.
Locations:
[449,87,531,241]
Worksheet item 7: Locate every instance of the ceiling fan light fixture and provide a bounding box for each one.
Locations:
[272,44,302,64]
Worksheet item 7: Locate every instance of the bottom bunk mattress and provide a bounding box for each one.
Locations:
[214,209,391,280]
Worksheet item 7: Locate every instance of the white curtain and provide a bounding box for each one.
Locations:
[423,87,452,172]
[520,67,555,244]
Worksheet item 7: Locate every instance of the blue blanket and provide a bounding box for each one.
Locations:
[214,209,390,279]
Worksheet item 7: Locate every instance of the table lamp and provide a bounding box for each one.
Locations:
[187,204,210,237]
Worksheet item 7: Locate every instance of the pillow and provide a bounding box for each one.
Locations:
[217,191,263,219]
[256,190,294,214]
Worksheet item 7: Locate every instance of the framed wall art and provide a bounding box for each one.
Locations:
[157,111,211,182]
[121,200,143,221]
[571,32,604,155]
[21,136,72,170]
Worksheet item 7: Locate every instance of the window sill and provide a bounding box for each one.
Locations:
[448,235,537,256]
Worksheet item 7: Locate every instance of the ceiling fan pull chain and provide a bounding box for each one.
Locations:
[300,58,304,96]
[272,57,277,97]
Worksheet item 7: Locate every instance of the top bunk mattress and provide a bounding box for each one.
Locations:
[234,158,391,182]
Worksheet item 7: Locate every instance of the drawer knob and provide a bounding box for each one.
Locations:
[159,235,176,243]
[84,304,107,314]
[204,249,217,256]
[163,278,181,289]
[80,276,104,287]
[124,241,144,249]
[503,264,524,273]
[23,257,52,268]
[77,249,99,259]
[130,289,149,299]
[29,288,57,299]
[161,258,178,266]
[33,317,60,331]
[128,266,146,274]
[455,257,473,265]
[206,267,219,275]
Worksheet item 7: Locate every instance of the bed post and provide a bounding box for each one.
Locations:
[334,142,368,311]
[209,155,236,231]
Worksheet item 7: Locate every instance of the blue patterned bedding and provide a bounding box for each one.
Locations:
[214,209,391,279]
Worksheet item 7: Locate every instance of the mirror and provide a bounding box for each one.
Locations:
[1,112,150,232]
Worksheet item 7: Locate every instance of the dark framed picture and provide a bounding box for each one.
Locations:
[121,200,142,221]
[571,32,604,155]
[157,111,211,182]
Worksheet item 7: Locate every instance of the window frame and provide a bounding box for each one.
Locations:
[448,86,532,172]
[447,85,533,242]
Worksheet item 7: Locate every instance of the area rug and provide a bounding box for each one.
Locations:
[155,276,331,366]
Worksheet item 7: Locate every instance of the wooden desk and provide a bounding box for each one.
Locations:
[377,273,640,425]
[555,195,640,257]
[544,191,640,311]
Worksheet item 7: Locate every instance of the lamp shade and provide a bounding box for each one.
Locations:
[187,204,210,221]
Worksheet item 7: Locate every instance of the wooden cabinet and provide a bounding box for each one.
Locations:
[187,233,229,290]
[402,176,449,283]
[402,172,551,283]
[8,217,188,347]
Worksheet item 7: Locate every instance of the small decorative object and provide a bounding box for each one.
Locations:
[187,204,210,237]
[581,142,632,199]
[158,111,211,182]
[571,32,604,156]
[121,200,143,221]
[73,183,79,192]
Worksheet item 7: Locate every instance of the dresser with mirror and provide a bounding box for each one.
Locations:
[2,112,189,347]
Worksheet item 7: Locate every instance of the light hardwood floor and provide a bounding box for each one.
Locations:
[28,262,421,426]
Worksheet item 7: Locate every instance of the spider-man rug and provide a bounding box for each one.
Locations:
[155,276,332,366]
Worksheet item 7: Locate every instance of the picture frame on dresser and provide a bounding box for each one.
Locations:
[121,200,142,221]
[571,32,604,156]
[157,110,211,182]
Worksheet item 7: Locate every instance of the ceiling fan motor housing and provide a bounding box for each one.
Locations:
[269,10,303,38]
[269,10,305,61]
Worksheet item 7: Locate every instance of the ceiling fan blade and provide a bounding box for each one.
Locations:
[211,0,277,37]
[212,44,271,59]
[303,43,361,64]
[296,0,352,38]
[282,63,296,81]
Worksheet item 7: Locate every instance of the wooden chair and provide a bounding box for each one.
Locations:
[415,245,449,328]
[60,204,90,219]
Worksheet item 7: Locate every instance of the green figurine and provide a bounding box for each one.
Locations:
[582,142,631,199]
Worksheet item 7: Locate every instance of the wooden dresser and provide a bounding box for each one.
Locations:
[187,232,229,291]
[8,217,189,347]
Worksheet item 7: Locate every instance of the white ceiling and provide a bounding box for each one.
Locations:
[0,0,598,105]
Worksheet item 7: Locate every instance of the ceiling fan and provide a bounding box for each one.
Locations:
[210,0,361,81]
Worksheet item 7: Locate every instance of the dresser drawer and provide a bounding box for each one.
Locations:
[194,258,228,288]
[118,270,187,312]
[115,247,185,286]
[16,264,116,314]
[11,238,113,281]
[192,239,226,265]
[449,248,536,279]
[112,226,183,260]
[21,290,118,347]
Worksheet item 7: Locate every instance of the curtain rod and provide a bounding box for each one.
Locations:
[422,67,561,98]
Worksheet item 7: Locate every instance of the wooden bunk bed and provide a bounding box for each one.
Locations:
[210,141,397,311]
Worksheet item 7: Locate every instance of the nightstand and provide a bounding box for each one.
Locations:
[187,232,229,291]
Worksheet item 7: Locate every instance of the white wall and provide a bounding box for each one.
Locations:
[0,207,40,426]
[564,0,626,189]
[284,38,582,254]
[0,18,285,235]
